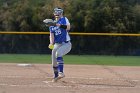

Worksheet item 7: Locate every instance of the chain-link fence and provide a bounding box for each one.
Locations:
[0,32,140,55]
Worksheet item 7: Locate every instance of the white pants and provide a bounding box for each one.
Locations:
[52,42,72,67]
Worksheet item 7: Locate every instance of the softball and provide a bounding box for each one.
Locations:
[48,44,54,50]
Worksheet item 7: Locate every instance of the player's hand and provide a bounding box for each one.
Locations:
[48,44,54,50]
[56,23,61,27]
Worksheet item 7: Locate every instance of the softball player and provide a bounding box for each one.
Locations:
[48,7,72,82]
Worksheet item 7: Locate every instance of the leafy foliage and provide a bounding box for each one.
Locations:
[0,0,140,55]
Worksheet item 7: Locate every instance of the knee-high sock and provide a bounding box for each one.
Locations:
[57,57,64,73]
[53,66,58,78]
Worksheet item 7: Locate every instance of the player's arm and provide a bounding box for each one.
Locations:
[66,24,70,31]
[48,32,54,50]
[49,32,54,44]
[56,24,70,30]
[56,17,70,31]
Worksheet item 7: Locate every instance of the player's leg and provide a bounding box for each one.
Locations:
[57,57,65,78]
[56,42,72,76]
[57,57,64,73]
[56,42,72,59]
[52,43,62,80]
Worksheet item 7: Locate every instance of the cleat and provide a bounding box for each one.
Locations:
[52,77,61,82]
[52,73,65,82]
[52,77,59,82]
[58,72,65,78]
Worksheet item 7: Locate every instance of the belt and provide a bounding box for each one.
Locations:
[56,41,70,44]
[64,41,69,43]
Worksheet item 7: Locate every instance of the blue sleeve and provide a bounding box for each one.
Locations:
[49,26,54,33]
[60,17,70,25]
[61,18,66,25]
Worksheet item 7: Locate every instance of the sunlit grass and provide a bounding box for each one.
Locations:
[0,54,140,66]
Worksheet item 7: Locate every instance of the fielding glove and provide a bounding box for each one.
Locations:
[43,19,56,27]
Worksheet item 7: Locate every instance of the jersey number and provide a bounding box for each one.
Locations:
[55,29,61,35]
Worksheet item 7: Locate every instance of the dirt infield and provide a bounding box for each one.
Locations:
[0,63,140,93]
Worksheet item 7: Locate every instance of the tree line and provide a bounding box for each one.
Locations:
[0,0,140,55]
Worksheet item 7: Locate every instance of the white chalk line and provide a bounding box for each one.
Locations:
[0,75,139,82]
[0,75,46,79]
[0,76,139,89]
[66,77,140,82]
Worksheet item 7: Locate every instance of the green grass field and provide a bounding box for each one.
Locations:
[0,54,140,66]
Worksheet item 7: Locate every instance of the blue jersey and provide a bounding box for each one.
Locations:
[49,17,70,43]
